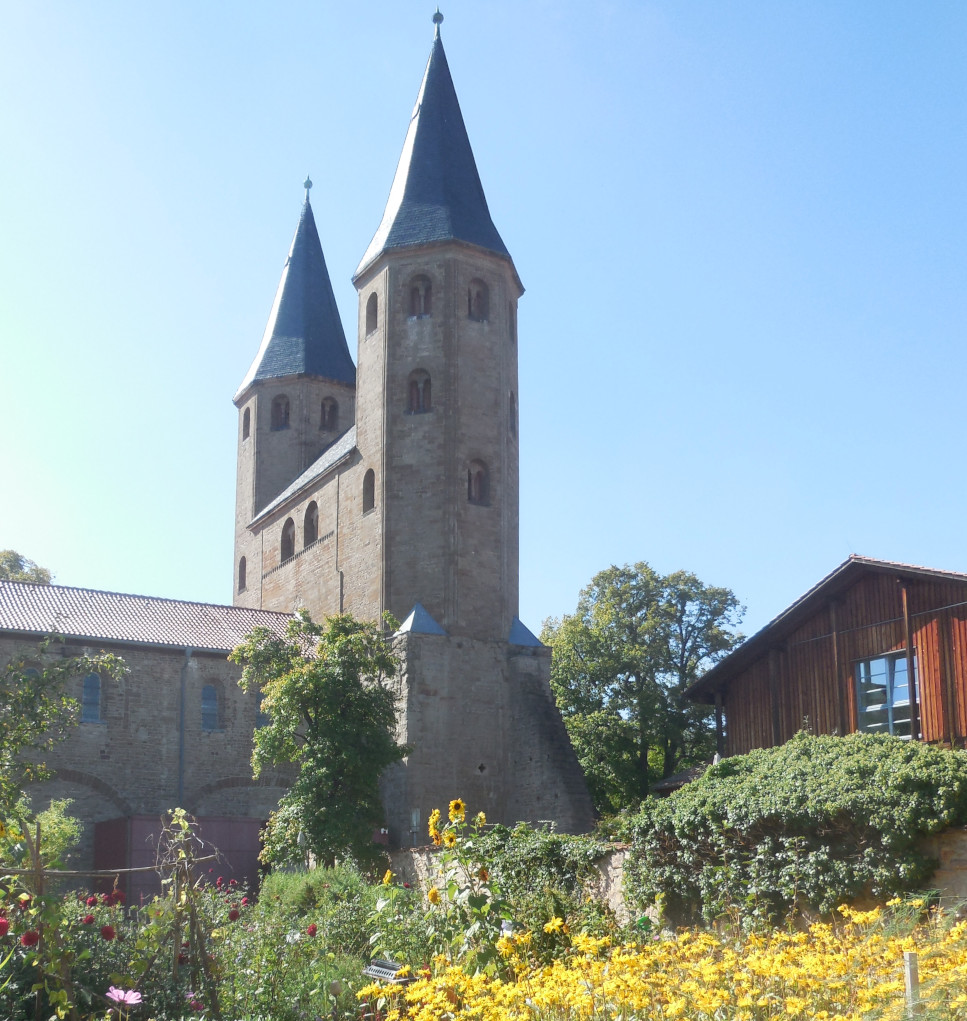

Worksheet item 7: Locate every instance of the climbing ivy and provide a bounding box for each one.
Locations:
[621,731,967,924]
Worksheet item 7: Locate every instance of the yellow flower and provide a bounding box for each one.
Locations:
[382,869,393,885]
[474,811,486,827]
[448,798,466,823]
[544,916,565,934]
[442,829,457,848]
[427,887,441,905]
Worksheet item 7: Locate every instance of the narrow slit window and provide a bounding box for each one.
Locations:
[281,518,295,562]
[304,502,319,546]
[363,469,376,512]
[271,395,290,431]
[82,673,102,723]
[201,684,219,732]
[366,292,378,334]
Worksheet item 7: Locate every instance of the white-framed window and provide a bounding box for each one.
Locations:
[855,651,918,738]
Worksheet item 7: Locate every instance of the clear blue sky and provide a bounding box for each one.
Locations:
[2,1,966,640]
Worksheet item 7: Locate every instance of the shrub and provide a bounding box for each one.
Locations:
[622,731,967,924]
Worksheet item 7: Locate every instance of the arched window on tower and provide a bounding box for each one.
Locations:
[271,395,290,431]
[408,274,432,317]
[468,279,489,321]
[362,469,375,513]
[320,397,338,432]
[467,460,490,505]
[238,556,247,593]
[366,292,378,334]
[242,407,251,440]
[281,518,295,562]
[304,502,318,546]
[82,673,102,723]
[201,684,220,732]
[509,392,517,437]
[407,370,432,413]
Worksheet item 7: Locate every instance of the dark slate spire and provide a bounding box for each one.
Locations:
[236,193,355,399]
[355,13,510,278]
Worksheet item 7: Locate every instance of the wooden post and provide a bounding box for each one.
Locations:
[714,691,725,757]
[939,610,958,746]
[830,600,846,735]
[900,582,921,740]
[768,647,782,746]
[904,950,920,1016]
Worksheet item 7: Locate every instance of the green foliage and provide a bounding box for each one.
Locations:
[230,610,407,870]
[542,563,743,812]
[0,550,52,585]
[622,731,967,925]
[0,641,126,820]
[32,800,82,871]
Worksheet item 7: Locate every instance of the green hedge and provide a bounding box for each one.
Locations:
[621,732,967,924]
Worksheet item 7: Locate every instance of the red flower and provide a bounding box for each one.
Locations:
[82,915,95,925]
[20,930,39,947]
[241,896,249,906]
[306,923,317,937]
[229,878,237,887]
[0,917,8,937]
[227,909,240,922]
[101,925,116,941]
[85,895,98,907]
[178,952,188,965]
[100,894,112,905]
[17,897,30,912]
[215,876,224,887]
[113,891,125,905]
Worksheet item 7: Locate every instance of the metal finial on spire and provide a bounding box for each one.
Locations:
[432,8,443,28]
[304,174,313,200]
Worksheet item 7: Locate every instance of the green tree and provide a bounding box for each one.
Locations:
[541,563,743,814]
[0,550,52,584]
[231,610,407,870]
[0,641,125,821]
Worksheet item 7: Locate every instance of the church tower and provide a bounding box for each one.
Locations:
[350,12,520,642]
[233,15,593,840]
[233,185,356,610]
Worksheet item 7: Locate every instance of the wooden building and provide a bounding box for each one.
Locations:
[688,557,967,756]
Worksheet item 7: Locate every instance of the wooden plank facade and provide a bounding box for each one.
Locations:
[688,557,967,756]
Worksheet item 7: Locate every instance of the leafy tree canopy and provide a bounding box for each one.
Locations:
[0,550,52,584]
[0,640,126,821]
[542,563,743,814]
[230,611,407,870]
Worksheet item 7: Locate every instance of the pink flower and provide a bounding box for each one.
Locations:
[106,987,142,1006]
[306,923,317,937]
[20,930,39,947]
[101,925,115,941]
[241,896,249,906]
[82,914,95,925]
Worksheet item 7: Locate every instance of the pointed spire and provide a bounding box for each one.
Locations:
[236,189,355,400]
[355,13,511,278]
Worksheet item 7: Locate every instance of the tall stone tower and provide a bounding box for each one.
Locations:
[233,14,593,842]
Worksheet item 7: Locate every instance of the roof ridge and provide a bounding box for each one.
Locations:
[0,579,292,617]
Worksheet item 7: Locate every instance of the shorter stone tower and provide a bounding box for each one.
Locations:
[233,16,594,841]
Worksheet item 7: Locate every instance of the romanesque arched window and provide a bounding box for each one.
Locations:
[238,556,247,593]
[363,469,375,513]
[242,407,250,440]
[467,460,490,505]
[407,370,432,413]
[320,397,338,432]
[304,502,319,546]
[408,274,432,317]
[201,684,219,732]
[82,673,102,723]
[271,394,290,431]
[366,292,378,334]
[468,279,489,321]
[281,518,295,562]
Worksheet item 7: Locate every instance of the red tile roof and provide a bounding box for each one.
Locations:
[0,581,292,653]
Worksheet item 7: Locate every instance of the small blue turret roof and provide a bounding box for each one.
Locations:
[355,15,511,278]
[236,195,355,401]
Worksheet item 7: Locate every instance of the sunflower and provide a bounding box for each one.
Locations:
[427,887,441,905]
[448,798,466,823]
[442,829,457,848]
